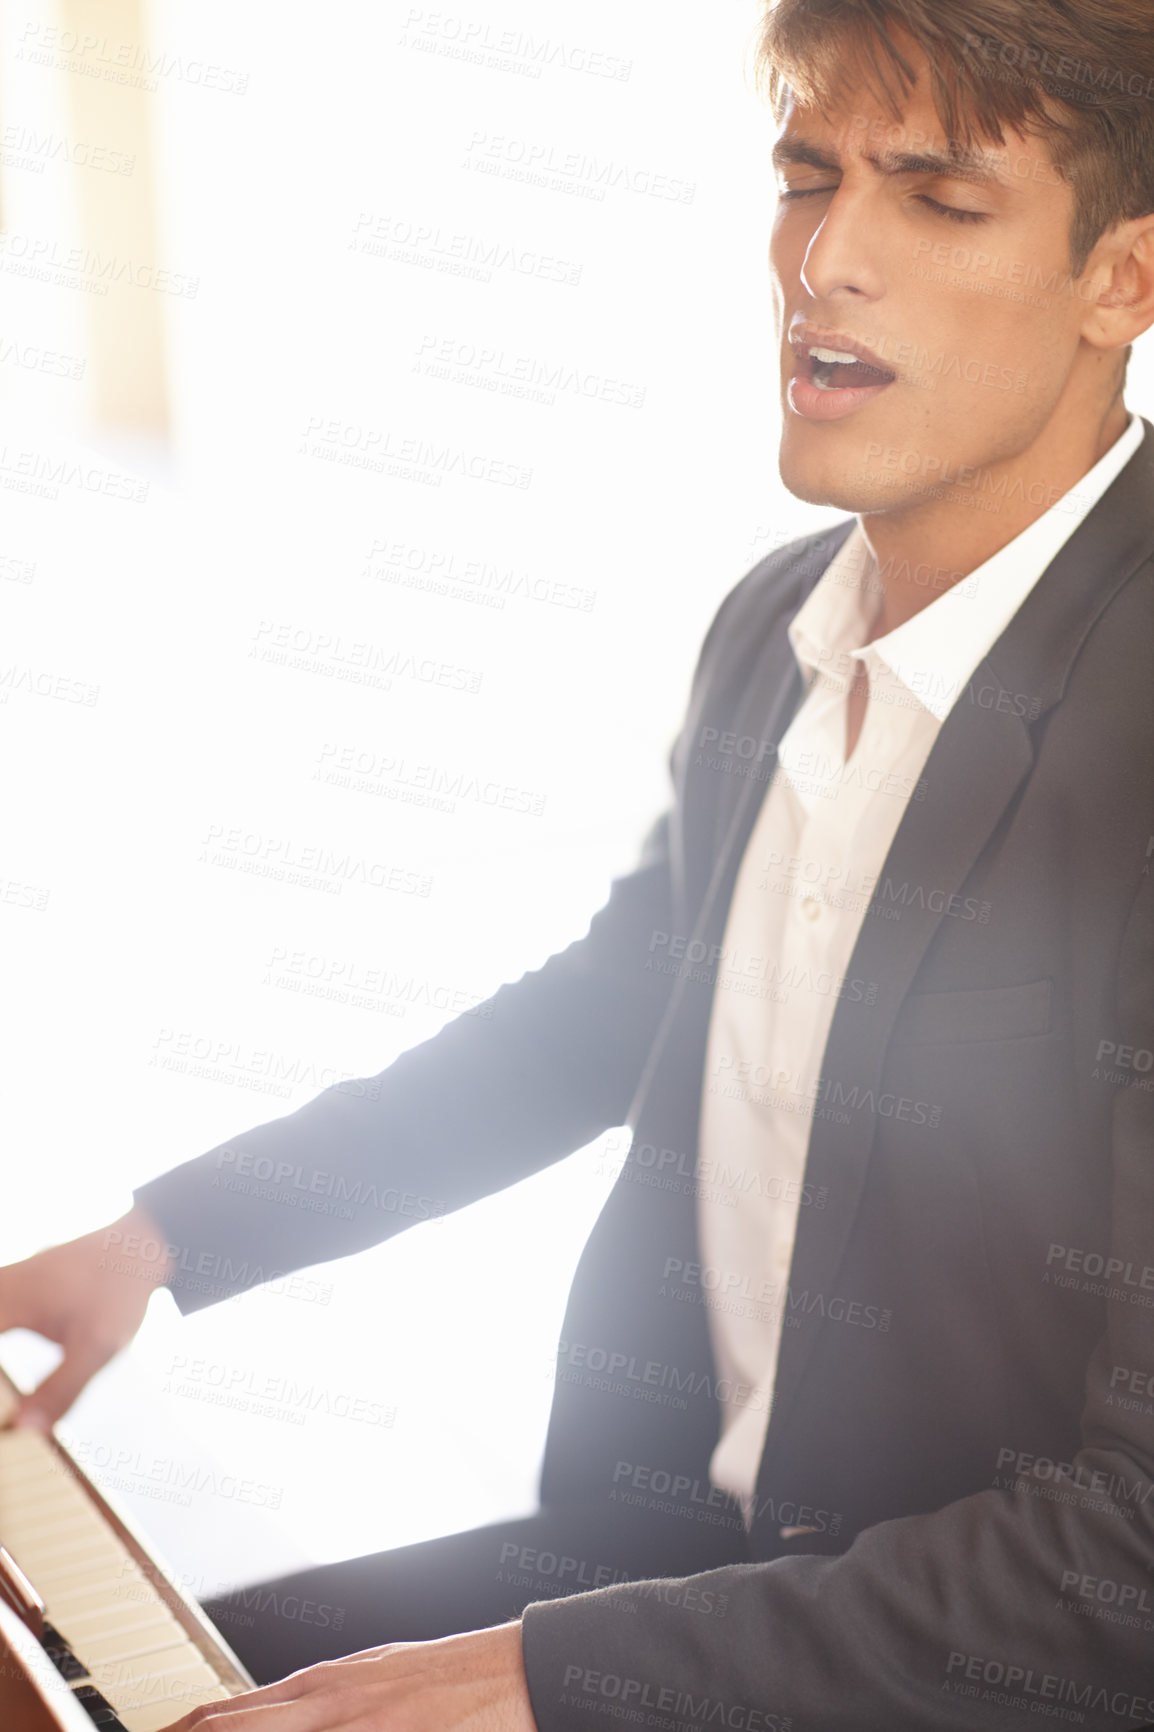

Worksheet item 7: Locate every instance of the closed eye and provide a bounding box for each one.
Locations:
[915,194,989,225]
[778,186,990,226]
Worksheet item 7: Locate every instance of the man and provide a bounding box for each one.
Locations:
[3,0,1154,1726]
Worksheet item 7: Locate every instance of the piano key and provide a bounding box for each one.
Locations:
[0,1436,62,1469]
[95,1640,211,1691]
[0,1475,98,1524]
[71,1609,190,1667]
[5,1466,96,1501]
[4,1512,112,1553]
[0,1464,84,1502]
[41,1620,90,1681]
[1,1502,100,1542]
[48,1573,153,1623]
[72,1683,131,1729]
[49,1577,227,1718]
[52,1584,155,1631]
[61,1598,177,1642]
[111,1648,221,1703]
[2,1500,116,1541]
[35,1560,145,1607]
[41,1559,149,1607]
[0,1475,95,1518]
[0,1410,244,1726]
[26,1539,136,1584]
[0,1431,69,1472]
[4,1537,115,1579]
[90,1642,225,1727]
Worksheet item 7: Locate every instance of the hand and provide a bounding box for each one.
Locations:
[166,1621,538,1731]
[0,1202,174,1428]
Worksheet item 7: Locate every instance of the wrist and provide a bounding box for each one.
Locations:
[102,1201,177,1291]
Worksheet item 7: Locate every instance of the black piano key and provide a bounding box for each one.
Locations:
[42,1618,90,1682]
[71,1683,131,1729]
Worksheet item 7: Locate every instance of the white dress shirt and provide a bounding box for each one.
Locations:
[696,413,1145,1516]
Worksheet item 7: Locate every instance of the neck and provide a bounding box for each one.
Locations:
[858,393,1130,640]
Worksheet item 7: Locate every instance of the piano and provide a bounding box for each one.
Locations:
[0,1365,254,1730]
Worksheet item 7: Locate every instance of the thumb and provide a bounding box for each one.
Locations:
[15,1340,116,1432]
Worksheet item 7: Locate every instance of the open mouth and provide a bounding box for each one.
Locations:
[801,344,897,392]
[786,328,900,420]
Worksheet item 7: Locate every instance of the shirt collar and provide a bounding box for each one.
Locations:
[787,521,880,681]
[789,413,1145,721]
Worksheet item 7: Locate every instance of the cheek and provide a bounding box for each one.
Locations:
[913,297,1053,398]
[768,212,813,277]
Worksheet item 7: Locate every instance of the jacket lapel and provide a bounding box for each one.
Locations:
[627,626,807,1131]
[760,681,1035,1438]
[757,416,1154,1481]
[630,521,856,1127]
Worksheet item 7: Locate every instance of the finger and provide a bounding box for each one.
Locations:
[171,1664,339,1723]
[166,1687,360,1730]
[213,1647,403,1708]
[14,1341,116,1429]
[170,1656,399,1729]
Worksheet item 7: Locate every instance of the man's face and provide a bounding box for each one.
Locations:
[770,42,1096,513]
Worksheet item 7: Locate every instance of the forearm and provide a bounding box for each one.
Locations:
[520,1473,1154,1732]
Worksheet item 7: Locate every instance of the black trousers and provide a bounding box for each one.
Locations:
[204,1497,750,1686]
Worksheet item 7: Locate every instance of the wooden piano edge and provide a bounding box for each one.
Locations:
[0,1594,96,1732]
[0,1361,256,1699]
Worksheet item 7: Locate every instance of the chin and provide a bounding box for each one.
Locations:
[777,418,925,515]
[778,447,876,513]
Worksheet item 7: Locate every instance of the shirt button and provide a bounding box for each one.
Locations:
[801,896,821,920]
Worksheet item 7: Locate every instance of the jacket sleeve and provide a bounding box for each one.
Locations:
[133,805,679,1312]
[132,541,783,1313]
[519,863,1154,1731]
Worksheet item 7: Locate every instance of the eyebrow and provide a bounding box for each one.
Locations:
[770,136,1009,187]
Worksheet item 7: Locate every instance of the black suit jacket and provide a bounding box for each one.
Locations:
[137,421,1154,1727]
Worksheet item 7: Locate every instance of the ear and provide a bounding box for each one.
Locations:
[1079,214,1154,353]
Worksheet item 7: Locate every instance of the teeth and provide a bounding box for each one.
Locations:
[810,345,864,364]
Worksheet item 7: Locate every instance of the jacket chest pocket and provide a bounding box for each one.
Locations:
[889,977,1053,1046]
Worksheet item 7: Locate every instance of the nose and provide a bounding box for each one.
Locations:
[799,187,886,303]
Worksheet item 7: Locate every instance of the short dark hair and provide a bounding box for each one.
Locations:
[755,0,1154,274]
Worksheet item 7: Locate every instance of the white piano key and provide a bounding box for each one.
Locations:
[50,1566,152,1617]
[19,1544,121,1586]
[39,1564,143,1614]
[42,1554,144,1599]
[59,1597,176,1642]
[0,1431,68,1471]
[0,1475,83,1516]
[22,1525,129,1565]
[1,1507,104,1548]
[94,1640,222,1711]
[71,1607,189,1667]
[0,1462,107,1504]
[18,1529,123,1570]
[0,1458,75,1495]
[0,1404,243,1723]
[0,1499,96,1539]
[98,1635,215,1687]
